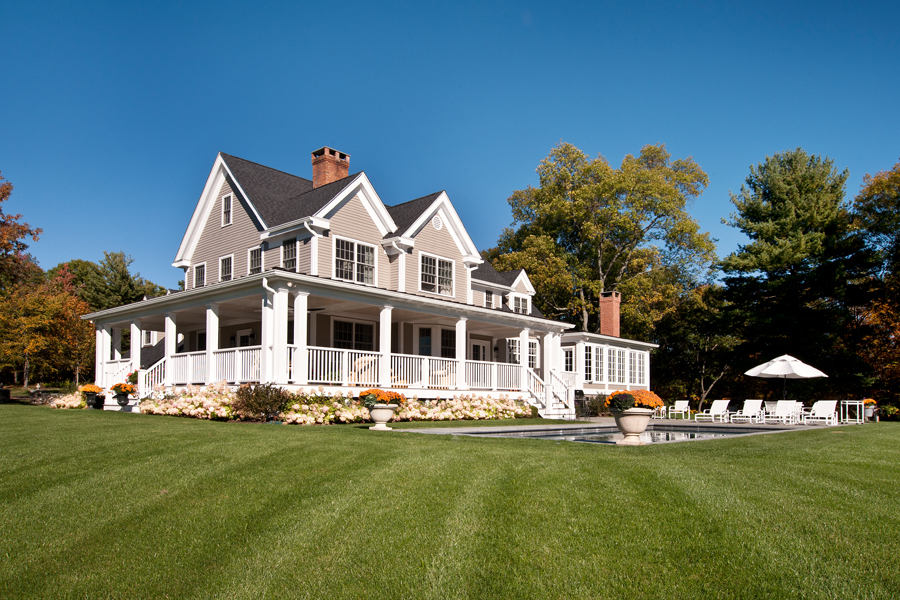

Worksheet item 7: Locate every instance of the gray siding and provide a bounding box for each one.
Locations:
[190,179,262,288]
[298,237,312,274]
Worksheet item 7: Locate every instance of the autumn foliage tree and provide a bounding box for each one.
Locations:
[493,142,716,335]
[0,172,42,290]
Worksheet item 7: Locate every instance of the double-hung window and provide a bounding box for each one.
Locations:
[440,329,455,358]
[564,349,574,372]
[507,339,520,364]
[420,253,453,296]
[222,194,232,226]
[585,346,593,382]
[528,340,539,369]
[333,320,374,351]
[220,256,232,282]
[282,238,297,271]
[484,291,494,308]
[194,264,205,288]
[335,238,375,284]
[248,248,262,274]
[514,296,528,314]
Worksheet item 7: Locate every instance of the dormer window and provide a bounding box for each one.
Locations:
[484,291,495,308]
[334,237,375,285]
[420,252,453,296]
[514,296,528,314]
[222,194,232,226]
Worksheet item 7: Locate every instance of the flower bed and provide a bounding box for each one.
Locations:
[138,383,533,425]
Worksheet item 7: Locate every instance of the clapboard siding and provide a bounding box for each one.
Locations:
[189,179,262,288]
[406,219,466,303]
[297,238,312,274]
[321,194,390,288]
[513,278,529,294]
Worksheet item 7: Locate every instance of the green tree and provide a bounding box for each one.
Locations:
[722,148,878,396]
[855,158,900,276]
[494,142,716,335]
[49,252,166,312]
[0,171,42,290]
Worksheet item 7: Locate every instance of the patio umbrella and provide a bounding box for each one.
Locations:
[744,354,828,399]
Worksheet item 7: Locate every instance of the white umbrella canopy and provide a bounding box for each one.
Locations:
[744,355,828,398]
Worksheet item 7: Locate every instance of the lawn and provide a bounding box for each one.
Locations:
[1,405,897,599]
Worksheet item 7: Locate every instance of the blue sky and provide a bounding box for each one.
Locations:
[4,0,898,288]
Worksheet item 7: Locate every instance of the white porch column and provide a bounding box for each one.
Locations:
[100,325,112,388]
[112,327,122,361]
[309,235,319,277]
[397,252,406,293]
[575,340,586,390]
[541,332,554,381]
[259,290,274,383]
[205,304,219,383]
[272,286,289,385]
[164,312,177,386]
[379,305,392,387]
[292,292,309,385]
[130,320,142,374]
[456,318,468,390]
[518,328,530,392]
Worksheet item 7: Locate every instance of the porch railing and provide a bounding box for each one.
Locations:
[139,358,166,397]
[172,351,207,385]
[306,346,382,387]
[213,347,261,383]
[104,358,133,387]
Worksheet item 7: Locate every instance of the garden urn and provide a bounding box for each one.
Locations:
[115,393,130,407]
[611,408,654,445]
[369,404,398,431]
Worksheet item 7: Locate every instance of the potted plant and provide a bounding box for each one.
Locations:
[126,371,138,385]
[79,384,104,409]
[605,390,665,445]
[360,388,405,431]
[110,382,136,406]
[863,398,877,419]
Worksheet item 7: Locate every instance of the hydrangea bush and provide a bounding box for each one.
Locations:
[138,382,533,425]
[50,393,87,409]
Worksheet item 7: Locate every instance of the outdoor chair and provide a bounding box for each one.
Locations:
[668,400,690,420]
[652,405,667,419]
[695,399,730,422]
[764,400,799,425]
[764,400,778,418]
[730,399,764,424]
[803,400,838,426]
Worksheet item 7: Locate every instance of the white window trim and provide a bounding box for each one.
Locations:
[247,246,264,275]
[418,251,455,298]
[412,324,439,357]
[281,238,297,271]
[329,315,378,351]
[563,348,574,372]
[193,262,207,289]
[507,338,520,364]
[510,292,530,315]
[221,194,233,227]
[483,290,495,308]
[143,331,154,347]
[332,235,378,287]
[528,339,539,370]
[219,254,234,282]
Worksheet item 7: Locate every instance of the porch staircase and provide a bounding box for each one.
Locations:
[526,368,576,420]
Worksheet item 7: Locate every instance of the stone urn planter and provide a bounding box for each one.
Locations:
[84,392,100,409]
[611,408,654,446]
[115,393,130,407]
[368,404,398,431]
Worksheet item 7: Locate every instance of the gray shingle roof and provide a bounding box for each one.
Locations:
[471,261,523,286]
[220,153,313,227]
[385,192,442,237]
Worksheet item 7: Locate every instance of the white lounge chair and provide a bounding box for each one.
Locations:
[803,400,838,426]
[652,405,668,419]
[765,400,799,424]
[730,399,764,424]
[668,400,690,420]
[695,399,730,422]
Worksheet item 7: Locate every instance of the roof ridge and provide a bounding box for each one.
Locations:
[286,171,362,202]
[387,191,444,209]
[220,152,312,184]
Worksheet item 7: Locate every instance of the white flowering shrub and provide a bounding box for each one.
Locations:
[138,383,533,425]
[50,393,87,409]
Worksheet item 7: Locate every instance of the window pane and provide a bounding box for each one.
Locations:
[220,256,232,282]
[438,259,453,295]
[354,323,374,351]
[195,265,205,288]
[441,329,455,358]
[249,248,261,274]
[283,238,296,271]
[421,256,436,292]
[335,239,354,280]
[334,321,354,349]
[222,195,231,225]
[357,244,374,284]
[418,327,432,356]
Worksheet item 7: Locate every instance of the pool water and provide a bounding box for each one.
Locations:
[461,424,785,445]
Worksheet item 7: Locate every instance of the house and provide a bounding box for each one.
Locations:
[85,146,655,418]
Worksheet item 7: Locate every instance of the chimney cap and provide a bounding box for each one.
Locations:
[311,146,349,161]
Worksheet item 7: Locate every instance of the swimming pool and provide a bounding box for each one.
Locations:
[458,423,791,445]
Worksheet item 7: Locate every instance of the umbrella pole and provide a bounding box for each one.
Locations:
[783,376,787,400]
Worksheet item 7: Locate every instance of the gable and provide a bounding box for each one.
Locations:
[401,192,481,265]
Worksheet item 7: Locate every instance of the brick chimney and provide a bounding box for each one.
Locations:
[311,147,350,188]
[599,291,621,337]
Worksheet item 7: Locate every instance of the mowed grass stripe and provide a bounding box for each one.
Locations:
[1,406,898,599]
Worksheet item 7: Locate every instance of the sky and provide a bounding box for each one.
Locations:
[3,0,899,289]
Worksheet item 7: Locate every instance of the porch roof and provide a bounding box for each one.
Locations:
[82,270,576,333]
[560,331,659,350]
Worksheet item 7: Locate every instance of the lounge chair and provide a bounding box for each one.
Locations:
[695,399,730,422]
[764,400,799,424]
[803,400,838,426]
[668,400,690,420]
[730,399,764,424]
[652,405,668,419]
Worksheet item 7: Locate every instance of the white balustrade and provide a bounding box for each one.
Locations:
[465,360,494,390]
[497,364,522,391]
[140,359,166,397]
[428,357,457,389]
[391,354,426,388]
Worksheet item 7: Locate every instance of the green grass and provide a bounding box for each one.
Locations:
[1,405,898,599]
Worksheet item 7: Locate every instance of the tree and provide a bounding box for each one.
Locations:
[0,171,42,290]
[722,148,879,396]
[49,252,166,312]
[855,158,900,276]
[494,142,717,334]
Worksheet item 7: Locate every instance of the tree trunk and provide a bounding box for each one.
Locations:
[23,355,30,389]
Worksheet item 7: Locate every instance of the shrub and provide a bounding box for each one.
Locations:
[233,383,293,420]
[604,389,664,411]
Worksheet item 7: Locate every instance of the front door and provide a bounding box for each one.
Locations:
[471,342,487,362]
